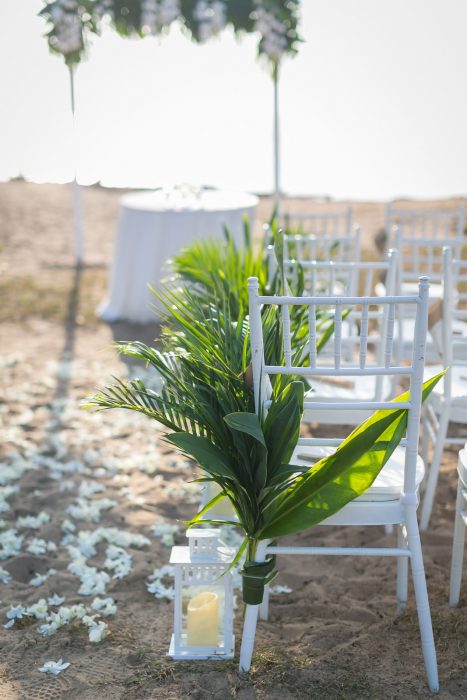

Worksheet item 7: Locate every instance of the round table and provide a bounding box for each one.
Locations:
[98,188,258,323]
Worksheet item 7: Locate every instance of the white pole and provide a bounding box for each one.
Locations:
[273,62,281,215]
[68,64,84,265]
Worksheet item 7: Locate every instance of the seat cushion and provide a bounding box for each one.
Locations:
[290,445,424,502]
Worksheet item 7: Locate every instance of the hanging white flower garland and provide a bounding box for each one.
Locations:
[39,0,301,66]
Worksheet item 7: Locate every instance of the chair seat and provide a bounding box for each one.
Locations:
[290,445,424,502]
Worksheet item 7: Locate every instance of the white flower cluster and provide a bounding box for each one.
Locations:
[16,511,50,530]
[0,529,23,560]
[194,0,226,43]
[66,496,117,523]
[150,520,179,547]
[104,545,133,580]
[26,538,57,555]
[146,564,175,600]
[254,4,289,61]
[141,0,181,36]
[49,0,83,56]
[0,485,18,513]
[64,526,149,594]
[0,457,34,486]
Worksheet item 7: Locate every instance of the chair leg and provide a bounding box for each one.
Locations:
[420,411,449,531]
[396,524,408,614]
[239,603,260,672]
[449,480,466,607]
[405,506,439,693]
[259,584,270,621]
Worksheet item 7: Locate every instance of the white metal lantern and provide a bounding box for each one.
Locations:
[168,528,236,660]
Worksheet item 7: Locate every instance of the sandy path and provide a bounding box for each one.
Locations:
[0,182,465,699]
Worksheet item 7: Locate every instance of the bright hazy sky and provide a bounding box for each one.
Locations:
[1,0,466,199]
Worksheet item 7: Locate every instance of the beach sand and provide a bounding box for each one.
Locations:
[0,182,465,699]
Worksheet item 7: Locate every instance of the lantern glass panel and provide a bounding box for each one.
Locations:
[181,571,227,648]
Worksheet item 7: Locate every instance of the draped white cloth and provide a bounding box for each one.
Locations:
[98,189,258,323]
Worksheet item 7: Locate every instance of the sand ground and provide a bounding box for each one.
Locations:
[0,182,465,699]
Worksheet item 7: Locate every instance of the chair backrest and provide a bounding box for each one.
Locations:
[279,206,353,237]
[394,226,463,289]
[385,203,465,241]
[280,248,397,299]
[248,276,430,496]
[283,225,361,264]
[439,247,467,400]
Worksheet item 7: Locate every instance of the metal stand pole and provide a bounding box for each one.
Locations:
[69,64,84,265]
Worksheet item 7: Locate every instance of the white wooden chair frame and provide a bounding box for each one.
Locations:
[420,248,467,530]
[387,226,466,362]
[450,446,467,607]
[385,202,465,242]
[279,206,353,237]
[273,251,400,424]
[239,276,439,692]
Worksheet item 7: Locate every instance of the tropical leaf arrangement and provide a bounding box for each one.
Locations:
[86,222,444,604]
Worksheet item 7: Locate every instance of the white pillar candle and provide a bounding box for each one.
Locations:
[187,591,219,646]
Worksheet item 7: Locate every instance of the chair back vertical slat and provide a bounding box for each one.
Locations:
[359,303,369,369]
[404,277,430,496]
[282,304,292,368]
[247,277,266,415]
[308,305,317,368]
[442,247,453,401]
[333,302,342,369]
[384,302,396,368]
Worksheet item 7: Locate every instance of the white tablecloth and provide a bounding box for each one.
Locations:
[98,189,258,323]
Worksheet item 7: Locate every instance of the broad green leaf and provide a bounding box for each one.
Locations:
[165,433,235,480]
[224,412,267,449]
[259,371,445,539]
[263,381,304,473]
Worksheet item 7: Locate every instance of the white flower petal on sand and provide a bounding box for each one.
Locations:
[87,620,109,643]
[270,584,293,595]
[61,519,76,533]
[27,599,49,620]
[27,538,53,555]
[0,529,23,559]
[16,512,50,529]
[0,565,11,583]
[3,619,15,628]
[47,594,65,606]
[38,659,70,675]
[29,568,57,587]
[91,597,117,616]
[6,604,27,619]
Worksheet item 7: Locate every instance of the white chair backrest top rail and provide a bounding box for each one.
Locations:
[279,206,353,237]
[278,249,397,303]
[385,203,465,240]
[248,276,430,497]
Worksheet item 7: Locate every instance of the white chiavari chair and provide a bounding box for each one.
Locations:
[279,206,353,238]
[239,276,439,692]
[385,202,465,243]
[420,248,467,530]
[449,446,467,607]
